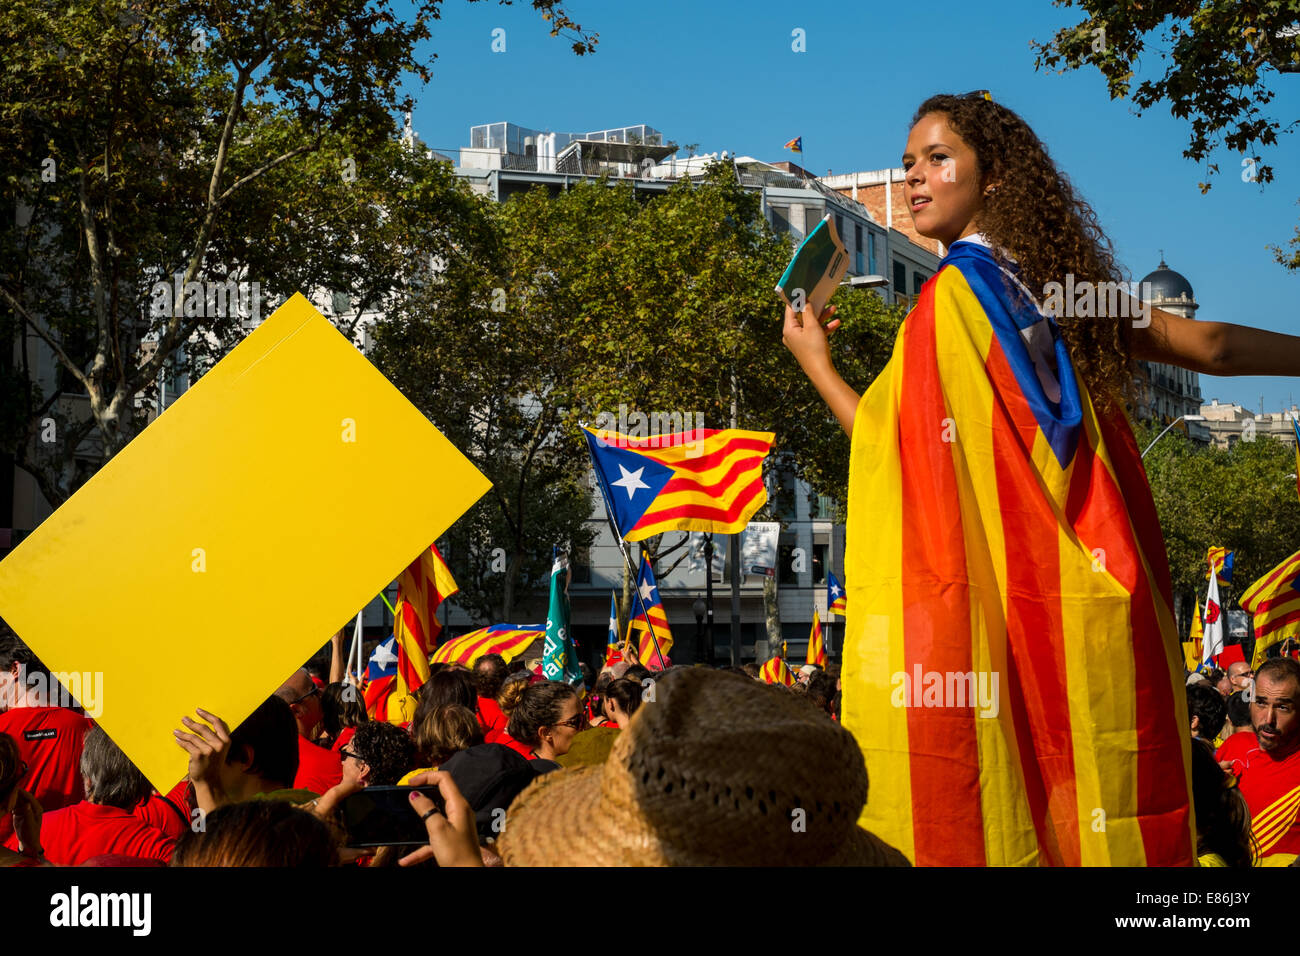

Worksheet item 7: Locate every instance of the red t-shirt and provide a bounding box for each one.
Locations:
[329,726,357,755]
[19,801,174,866]
[0,706,92,846]
[478,697,508,743]
[495,730,533,759]
[1215,731,1256,778]
[293,734,342,794]
[133,792,189,840]
[1237,741,1300,859]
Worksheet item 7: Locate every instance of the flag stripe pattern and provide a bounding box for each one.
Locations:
[1205,547,1234,586]
[759,657,796,686]
[828,571,848,615]
[430,624,544,667]
[1239,547,1300,668]
[807,610,826,667]
[628,559,673,667]
[583,426,773,541]
[842,240,1193,866]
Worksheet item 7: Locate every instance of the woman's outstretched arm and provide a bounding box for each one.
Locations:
[1132,307,1300,377]
[782,303,861,437]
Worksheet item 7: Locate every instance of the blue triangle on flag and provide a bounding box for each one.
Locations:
[583,429,674,537]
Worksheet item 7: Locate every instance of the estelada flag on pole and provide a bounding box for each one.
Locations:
[828,571,847,614]
[1239,546,1300,669]
[629,558,672,669]
[581,426,773,541]
[1205,547,1234,587]
[363,637,398,721]
[759,656,796,686]
[841,238,1193,866]
[784,136,802,153]
[807,609,826,667]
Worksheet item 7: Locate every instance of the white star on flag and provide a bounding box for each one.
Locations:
[608,613,618,633]
[371,640,397,670]
[639,580,656,604]
[830,584,842,597]
[612,464,650,500]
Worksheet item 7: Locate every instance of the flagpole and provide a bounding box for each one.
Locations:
[349,611,363,683]
[583,426,668,667]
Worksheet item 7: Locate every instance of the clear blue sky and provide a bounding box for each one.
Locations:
[404,0,1300,414]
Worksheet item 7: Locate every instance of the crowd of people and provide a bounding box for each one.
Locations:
[5,613,1297,867]
[0,624,869,867]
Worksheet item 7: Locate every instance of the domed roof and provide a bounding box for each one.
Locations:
[1140,256,1195,302]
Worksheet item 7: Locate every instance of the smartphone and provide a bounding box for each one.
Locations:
[774,214,848,318]
[339,785,444,848]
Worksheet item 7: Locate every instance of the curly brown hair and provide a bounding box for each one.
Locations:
[912,93,1135,409]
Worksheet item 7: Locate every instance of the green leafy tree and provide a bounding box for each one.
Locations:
[374,164,902,625]
[1135,421,1300,636]
[1032,1,1300,267]
[0,0,595,510]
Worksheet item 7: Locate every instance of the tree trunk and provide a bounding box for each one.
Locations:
[763,572,781,649]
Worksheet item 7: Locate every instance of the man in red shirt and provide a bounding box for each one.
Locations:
[0,630,92,847]
[474,654,510,743]
[15,725,173,865]
[275,667,342,794]
[1236,658,1300,865]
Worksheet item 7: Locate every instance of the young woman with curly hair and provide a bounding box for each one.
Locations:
[784,92,1300,868]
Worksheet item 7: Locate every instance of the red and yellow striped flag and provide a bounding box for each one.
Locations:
[1239,546,1300,670]
[807,609,826,667]
[381,544,459,724]
[842,239,1193,866]
[430,623,544,667]
[759,656,796,686]
[582,426,773,541]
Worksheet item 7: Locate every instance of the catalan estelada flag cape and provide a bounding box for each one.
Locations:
[842,237,1194,866]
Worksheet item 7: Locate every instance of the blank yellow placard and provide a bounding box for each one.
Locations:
[0,294,490,792]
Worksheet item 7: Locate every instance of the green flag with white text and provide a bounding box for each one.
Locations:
[541,548,583,685]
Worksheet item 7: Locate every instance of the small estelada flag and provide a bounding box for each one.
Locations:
[1205,547,1234,587]
[784,136,802,153]
[828,571,847,614]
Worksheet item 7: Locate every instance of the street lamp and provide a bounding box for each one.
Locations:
[840,275,889,289]
[1141,414,1205,458]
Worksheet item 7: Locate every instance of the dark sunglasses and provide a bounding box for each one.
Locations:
[553,712,586,730]
[287,685,320,707]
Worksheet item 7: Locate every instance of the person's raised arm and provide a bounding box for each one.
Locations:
[782,304,861,437]
[329,627,346,685]
[1132,307,1300,377]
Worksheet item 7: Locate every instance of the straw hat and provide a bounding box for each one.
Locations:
[499,667,909,866]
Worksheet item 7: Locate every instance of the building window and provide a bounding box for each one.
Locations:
[812,544,827,585]
[570,546,591,584]
[835,213,844,241]
[893,261,906,298]
[770,205,791,236]
[778,544,799,586]
[869,233,877,274]
[854,224,864,274]
[913,271,925,295]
